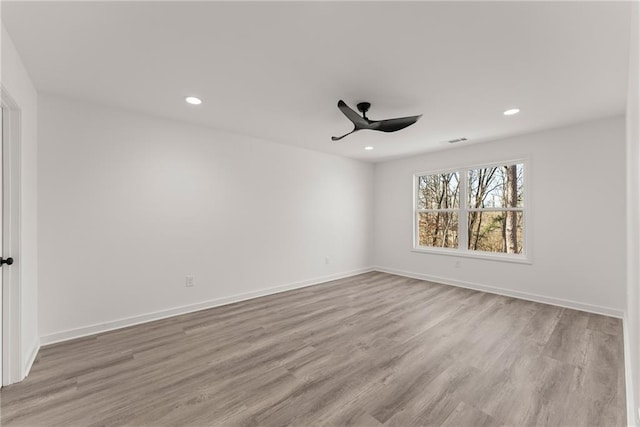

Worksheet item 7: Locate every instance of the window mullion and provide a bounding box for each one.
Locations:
[459,168,468,252]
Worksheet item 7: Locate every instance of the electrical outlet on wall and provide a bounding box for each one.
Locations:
[186,275,195,287]
[325,256,330,265]
[454,261,461,268]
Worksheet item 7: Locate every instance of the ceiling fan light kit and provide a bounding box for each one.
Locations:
[331,100,422,141]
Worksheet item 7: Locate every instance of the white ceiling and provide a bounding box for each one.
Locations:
[1,1,632,162]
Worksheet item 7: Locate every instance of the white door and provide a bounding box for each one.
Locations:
[0,99,17,387]
[1,106,4,387]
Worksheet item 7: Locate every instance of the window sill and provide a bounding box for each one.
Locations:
[411,246,532,264]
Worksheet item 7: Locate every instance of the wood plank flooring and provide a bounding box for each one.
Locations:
[0,272,626,426]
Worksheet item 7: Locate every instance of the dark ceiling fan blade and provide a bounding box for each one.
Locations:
[332,128,359,141]
[374,114,422,133]
[337,100,369,128]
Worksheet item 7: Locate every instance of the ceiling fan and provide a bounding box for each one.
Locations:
[331,100,422,141]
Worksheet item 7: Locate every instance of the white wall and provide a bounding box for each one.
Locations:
[1,26,39,381]
[626,2,640,424]
[375,117,627,315]
[37,94,374,342]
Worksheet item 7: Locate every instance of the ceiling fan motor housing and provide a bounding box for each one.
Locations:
[356,102,371,114]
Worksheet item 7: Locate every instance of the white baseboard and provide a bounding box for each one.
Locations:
[374,266,625,318]
[23,337,40,378]
[623,315,637,427]
[40,267,375,346]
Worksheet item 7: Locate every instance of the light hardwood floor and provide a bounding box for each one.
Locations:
[0,272,626,426]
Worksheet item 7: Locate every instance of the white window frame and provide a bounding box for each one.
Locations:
[412,158,531,264]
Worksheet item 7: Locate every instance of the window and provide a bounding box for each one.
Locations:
[414,161,526,260]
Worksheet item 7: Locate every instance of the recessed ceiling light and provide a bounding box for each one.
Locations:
[364,146,374,151]
[185,96,202,105]
[503,108,520,116]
